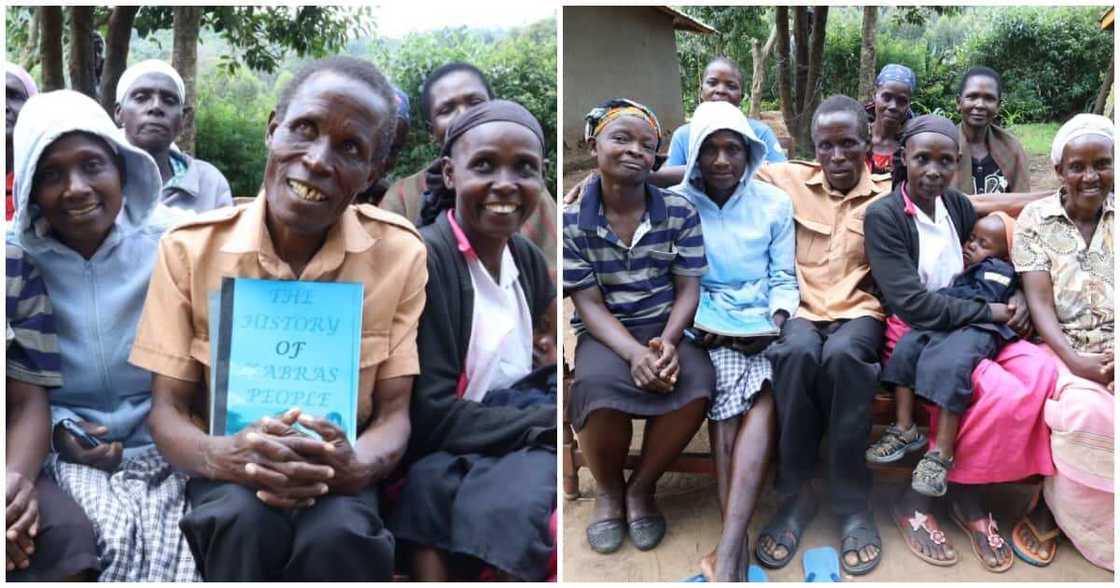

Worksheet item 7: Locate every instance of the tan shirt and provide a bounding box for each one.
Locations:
[755,161,892,322]
[1012,192,1114,355]
[129,196,428,430]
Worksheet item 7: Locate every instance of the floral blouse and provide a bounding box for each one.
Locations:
[1012,192,1114,354]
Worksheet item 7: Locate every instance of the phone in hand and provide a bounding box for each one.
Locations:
[59,418,103,449]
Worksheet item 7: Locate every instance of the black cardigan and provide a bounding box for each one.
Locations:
[406,212,557,461]
[863,187,993,330]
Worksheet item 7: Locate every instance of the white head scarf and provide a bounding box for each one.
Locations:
[115,59,185,105]
[1050,113,1115,166]
[12,90,164,253]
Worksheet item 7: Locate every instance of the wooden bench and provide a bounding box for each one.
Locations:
[562,370,930,499]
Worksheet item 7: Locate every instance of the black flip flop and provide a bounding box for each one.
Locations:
[755,496,818,569]
[838,510,882,576]
[587,518,625,554]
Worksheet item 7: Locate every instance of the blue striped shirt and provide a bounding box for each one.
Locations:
[563,179,706,334]
[6,243,63,387]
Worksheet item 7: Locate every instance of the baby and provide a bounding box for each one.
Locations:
[867,212,1019,497]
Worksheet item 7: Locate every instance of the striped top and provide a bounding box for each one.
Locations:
[6,243,63,387]
[563,178,707,334]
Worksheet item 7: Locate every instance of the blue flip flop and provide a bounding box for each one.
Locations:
[679,565,768,582]
[803,547,842,582]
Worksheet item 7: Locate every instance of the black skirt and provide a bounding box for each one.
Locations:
[566,321,713,431]
[390,447,556,580]
[6,474,99,582]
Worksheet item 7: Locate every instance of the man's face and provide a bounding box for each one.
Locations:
[115,73,187,154]
[812,110,868,193]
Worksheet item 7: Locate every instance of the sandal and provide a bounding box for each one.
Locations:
[890,503,959,567]
[949,503,1014,573]
[911,450,953,497]
[754,495,818,569]
[838,510,882,576]
[1011,487,1060,567]
[866,423,927,464]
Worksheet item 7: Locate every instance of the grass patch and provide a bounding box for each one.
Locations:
[1007,122,1060,157]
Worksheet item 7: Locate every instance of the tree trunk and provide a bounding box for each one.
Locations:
[857,7,878,103]
[793,7,809,114]
[775,7,796,153]
[99,6,139,115]
[67,7,97,99]
[39,7,65,91]
[749,25,777,119]
[20,9,41,71]
[797,7,829,150]
[1093,59,1114,116]
[172,7,203,155]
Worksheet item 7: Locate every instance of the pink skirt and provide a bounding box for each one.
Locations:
[882,316,1057,484]
[1038,344,1114,571]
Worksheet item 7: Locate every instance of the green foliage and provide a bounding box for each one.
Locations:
[1006,122,1060,157]
[193,65,273,196]
[965,7,1112,122]
[367,18,558,191]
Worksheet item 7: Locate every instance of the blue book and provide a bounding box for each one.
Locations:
[209,277,363,442]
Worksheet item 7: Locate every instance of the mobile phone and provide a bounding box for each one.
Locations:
[60,418,103,449]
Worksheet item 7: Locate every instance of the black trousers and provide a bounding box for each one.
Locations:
[765,316,884,516]
[6,474,99,582]
[180,478,394,581]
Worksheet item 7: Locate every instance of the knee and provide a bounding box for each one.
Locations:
[821,343,873,375]
[181,482,289,544]
[768,339,820,371]
[294,495,394,574]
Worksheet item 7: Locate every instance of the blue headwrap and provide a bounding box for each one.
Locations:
[392,86,411,123]
[876,64,917,93]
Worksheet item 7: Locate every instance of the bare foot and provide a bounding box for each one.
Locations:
[714,537,748,582]
[1015,499,1058,561]
[699,550,716,582]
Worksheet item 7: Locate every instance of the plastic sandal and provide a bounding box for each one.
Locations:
[911,450,953,497]
[866,423,927,464]
[802,547,841,582]
[950,503,1014,573]
[755,497,818,569]
[1011,486,1060,567]
[838,511,882,576]
[891,503,959,567]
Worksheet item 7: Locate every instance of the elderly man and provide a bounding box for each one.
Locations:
[115,59,232,212]
[751,95,893,576]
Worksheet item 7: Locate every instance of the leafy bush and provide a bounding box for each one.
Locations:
[194,66,274,197]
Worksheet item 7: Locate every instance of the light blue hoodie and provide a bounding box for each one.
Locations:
[9,90,175,457]
[669,101,799,336]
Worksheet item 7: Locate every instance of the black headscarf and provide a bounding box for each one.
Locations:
[419,100,546,226]
[893,114,961,188]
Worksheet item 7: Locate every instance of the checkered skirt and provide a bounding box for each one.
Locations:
[706,346,772,421]
[48,446,200,582]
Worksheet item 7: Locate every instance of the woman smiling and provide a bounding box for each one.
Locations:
[392,100,556,581]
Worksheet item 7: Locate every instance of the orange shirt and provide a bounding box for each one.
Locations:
[755,161,892,322]
[129,196,428,430]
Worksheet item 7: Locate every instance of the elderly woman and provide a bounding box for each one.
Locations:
[865,64,915,179]
[864,114,1057,573]
[381,63,556,269]
[8,90,196,581]
[114,59,232,212]
[1010,114,1114,571]
[563,99,712,555]
[6,63,37,220]
[955,66,1051,215]
[391,100,556,581]
[670,100,796,581]
[129,56,428,581]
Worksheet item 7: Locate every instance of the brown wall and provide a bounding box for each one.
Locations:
[562,6,685,150]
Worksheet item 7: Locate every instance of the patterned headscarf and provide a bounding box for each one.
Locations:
[876,64,917,93]
[584,98,662,150]
[1050,113,1114,166]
